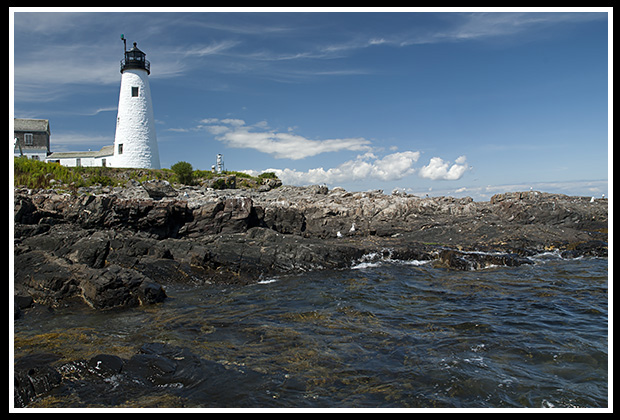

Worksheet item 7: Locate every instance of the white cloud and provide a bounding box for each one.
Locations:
[192,117,473,186]
[202,118,372,160]
[13,39,184,103]
[185,40,239,57]
[220,118,246,126]
[199,118,220,124]
[251,151,421,185]
[418,155,470,180]
[401,12,607,46]
[49,132,113,151]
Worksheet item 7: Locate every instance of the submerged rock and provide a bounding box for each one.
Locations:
[433,249,534,271]
[14,353,62,408]
[14,343,271,408]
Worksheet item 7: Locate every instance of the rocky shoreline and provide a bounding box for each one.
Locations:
[14,181,608,314]
[12,181,608,407]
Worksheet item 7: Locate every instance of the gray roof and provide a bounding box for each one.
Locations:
[14,118,50,133]
[47,145,114,159]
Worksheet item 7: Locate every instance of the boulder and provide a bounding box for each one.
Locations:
[14,247,167,311]
[66,235,110,268]
[180,196,260,237]
[80,265,166,310]
[14,250,81,306]
[14,353,63,408]
[141,179,176,199]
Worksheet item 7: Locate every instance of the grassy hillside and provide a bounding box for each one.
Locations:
[13,157,279,191]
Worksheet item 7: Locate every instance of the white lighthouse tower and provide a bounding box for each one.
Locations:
[112,36,160,169]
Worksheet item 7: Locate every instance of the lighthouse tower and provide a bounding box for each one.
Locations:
[112,37,160,169]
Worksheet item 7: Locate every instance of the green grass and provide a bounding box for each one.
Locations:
[13,157,172,190]
[13,157,279,191]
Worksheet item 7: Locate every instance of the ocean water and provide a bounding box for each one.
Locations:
[14,254,608,408]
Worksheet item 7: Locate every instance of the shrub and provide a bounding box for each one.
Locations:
[171,161,194,185]
[258,172,277,179]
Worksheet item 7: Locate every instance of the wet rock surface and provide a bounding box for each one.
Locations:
[14,183,607,312]
[14,343,270,408]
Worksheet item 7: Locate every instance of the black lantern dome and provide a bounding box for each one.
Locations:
[120,41,150,75]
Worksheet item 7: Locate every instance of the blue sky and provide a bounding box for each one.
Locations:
[11,8,610,200]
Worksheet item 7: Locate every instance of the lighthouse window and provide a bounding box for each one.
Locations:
[118,144,123,155]
[132,86,139,97]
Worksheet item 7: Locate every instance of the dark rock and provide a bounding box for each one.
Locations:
[13,295,34,319]
[14,250,81,306]
[434,249,533,271]
[15,191,191,239]
[141,179,176,199]
[124,353,178,385]
[179,196,260,237]
[66,235,110,268]
[14,195,38,224]
[433,250,472,271]
[561,240,608,258]
[139,281,168,305]
[258,177,282,191]
[18,342,272,408]
[80,265,166,310]
[14,353,62,408]
[14,236,168,311]
[262,206,306,235]
[12,186,607,309]
[184,228,367,284]
[87,354,124,376]
[14,294,34,310]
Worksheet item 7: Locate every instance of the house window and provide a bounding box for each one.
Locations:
[24,133,33,145]
[132,86,139,97]
[118,144,123,154]
[76,158,81,167]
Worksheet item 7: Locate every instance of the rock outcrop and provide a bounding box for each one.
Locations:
[13,183,608,313]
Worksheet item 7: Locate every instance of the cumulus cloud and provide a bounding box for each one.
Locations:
[202,118,372,160]
[418,155,470,180]
[250,151,421,185]
[201,117,470,186]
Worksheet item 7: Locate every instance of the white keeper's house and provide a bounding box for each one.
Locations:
[46,145,115,167]
[13,118,114,167]
[13,36,160,169]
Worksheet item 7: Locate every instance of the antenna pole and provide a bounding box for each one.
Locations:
[121,34,127,52]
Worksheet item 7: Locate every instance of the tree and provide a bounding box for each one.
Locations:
[171,161,194,185]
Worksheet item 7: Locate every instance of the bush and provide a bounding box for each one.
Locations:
[171,161,194,185]
[258,172,277,179]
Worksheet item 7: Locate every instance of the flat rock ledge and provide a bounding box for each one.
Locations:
[13,183,608,316]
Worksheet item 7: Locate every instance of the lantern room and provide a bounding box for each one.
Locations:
[120,41,150,75]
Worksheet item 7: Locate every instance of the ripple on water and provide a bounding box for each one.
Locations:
[14,258,608,408]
